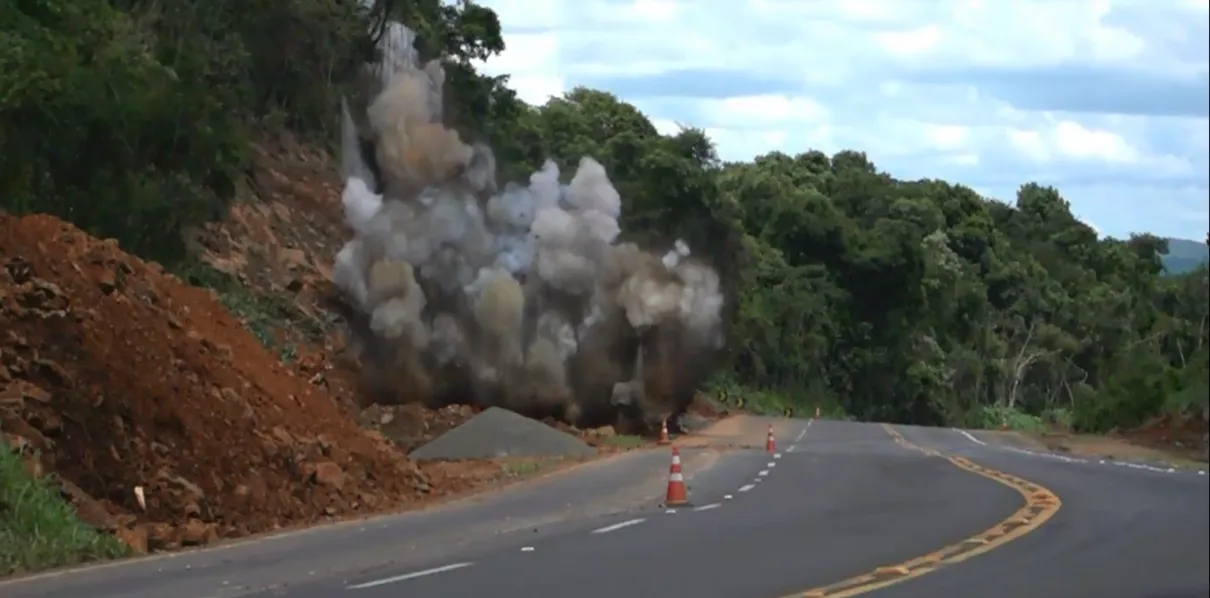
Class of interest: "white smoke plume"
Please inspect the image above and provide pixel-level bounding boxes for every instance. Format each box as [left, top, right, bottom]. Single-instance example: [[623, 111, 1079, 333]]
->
[[331, 22, 725, 430]]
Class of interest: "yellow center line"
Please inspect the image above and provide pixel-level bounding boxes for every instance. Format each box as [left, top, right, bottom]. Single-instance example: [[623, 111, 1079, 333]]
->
[[780, 424, 1061, 598]]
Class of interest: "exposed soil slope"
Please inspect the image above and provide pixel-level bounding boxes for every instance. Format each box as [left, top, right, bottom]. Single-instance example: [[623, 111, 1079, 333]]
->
[[0, 214, 433, 551]]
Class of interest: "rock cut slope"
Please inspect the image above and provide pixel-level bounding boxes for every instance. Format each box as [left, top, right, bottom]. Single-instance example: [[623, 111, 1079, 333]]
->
[[0, 214, 433, 550]]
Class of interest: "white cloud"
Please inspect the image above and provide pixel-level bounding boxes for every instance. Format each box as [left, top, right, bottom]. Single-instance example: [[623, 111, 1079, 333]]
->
[[1055, 121, 1143, 163], [875, 25, 943, 56], [1006, 129, 1052, 162], [1007, 121, 1140, 164], [479, 32, 564, 104], [695, 95, 829, 129], [474, 0, 1210, 240], [922, 124, 971, 152]]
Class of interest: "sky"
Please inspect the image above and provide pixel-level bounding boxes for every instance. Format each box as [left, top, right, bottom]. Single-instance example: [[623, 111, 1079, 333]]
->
[[472, 0, 1209, 241]]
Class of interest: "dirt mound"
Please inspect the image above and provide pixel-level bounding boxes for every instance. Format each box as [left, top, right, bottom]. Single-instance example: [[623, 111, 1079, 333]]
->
[[1119, 413, 1209, 462], [687, 392, 723, 418], [0, 214, 435, 552], [358, 403, 480, 453]]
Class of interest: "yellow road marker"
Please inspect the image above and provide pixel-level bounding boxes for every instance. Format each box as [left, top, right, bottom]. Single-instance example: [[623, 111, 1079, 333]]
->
[[779, 424, 1061, 598], [873, 566, 909, 576]]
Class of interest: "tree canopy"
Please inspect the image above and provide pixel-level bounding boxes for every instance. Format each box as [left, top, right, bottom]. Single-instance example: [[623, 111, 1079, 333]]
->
[[3, 0, 1206, 432]]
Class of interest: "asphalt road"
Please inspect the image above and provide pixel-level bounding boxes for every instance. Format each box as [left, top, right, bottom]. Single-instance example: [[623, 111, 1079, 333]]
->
[[3, 417, 1207, 598]]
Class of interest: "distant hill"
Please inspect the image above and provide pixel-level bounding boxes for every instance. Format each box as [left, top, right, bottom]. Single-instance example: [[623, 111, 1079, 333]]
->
[[1162, 237, 1209, 275]]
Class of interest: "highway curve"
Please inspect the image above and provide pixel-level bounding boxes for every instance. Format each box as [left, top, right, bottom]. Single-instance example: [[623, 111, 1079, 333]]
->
[[2, 416, 1206, 598]]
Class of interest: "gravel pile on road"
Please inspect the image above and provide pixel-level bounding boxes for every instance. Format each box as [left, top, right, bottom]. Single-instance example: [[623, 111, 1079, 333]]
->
[[0, 214, 436, 553], [409, 407, 596, 461]]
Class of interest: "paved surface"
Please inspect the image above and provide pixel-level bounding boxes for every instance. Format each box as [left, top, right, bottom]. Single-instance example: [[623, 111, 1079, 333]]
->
[[3, 417, 1207, 598]]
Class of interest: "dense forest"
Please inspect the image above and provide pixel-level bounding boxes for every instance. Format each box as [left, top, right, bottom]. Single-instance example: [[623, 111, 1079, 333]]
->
[[3, 0, 1207, 434]]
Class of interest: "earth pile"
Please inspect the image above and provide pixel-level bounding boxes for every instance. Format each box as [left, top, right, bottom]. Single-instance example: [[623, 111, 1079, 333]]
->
[[0, 214, 435, 551]]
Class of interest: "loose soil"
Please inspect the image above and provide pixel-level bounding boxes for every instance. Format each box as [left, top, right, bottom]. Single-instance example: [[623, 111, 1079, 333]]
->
[[988, 415, 1208, 467], [0, 214, 442, 555], [1117, 414, 1207, 463], [184, 137, 370, 416]]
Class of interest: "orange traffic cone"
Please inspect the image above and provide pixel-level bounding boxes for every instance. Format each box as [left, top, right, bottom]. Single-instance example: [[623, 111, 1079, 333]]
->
[[814, 406, 821, 419], [765, 425, 776, 453], [658, 419, 670, 445], [664, 447, 689, 507]]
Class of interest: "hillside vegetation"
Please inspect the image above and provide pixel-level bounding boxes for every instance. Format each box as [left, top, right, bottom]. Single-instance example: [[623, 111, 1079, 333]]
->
[[4, 0, 1207, 434]]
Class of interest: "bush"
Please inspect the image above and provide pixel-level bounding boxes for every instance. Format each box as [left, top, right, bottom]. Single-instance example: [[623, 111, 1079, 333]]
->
[[0, 444, 127, 575]]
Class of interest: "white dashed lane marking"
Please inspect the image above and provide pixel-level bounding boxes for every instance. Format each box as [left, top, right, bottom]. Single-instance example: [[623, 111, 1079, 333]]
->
[[347, 562, 473, 590], [669, 421, 815, 516], [495, 420, 821, 558], [951, 428, 1206, 476], [591, 518, 646, 534]]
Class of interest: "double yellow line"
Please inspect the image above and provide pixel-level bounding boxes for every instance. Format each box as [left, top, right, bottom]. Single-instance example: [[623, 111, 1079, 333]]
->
[[780, 424, 1062, 598]]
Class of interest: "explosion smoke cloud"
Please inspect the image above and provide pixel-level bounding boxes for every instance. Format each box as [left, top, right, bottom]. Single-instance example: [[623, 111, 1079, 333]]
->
[[331, 22, 725, 431]]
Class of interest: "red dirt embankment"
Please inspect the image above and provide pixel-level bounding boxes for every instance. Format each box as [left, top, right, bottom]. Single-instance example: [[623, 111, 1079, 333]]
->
[[0, 214, 434, 552]]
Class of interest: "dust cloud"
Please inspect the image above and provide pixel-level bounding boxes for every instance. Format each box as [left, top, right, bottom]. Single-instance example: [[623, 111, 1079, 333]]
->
[[332, 22, 724, 432]]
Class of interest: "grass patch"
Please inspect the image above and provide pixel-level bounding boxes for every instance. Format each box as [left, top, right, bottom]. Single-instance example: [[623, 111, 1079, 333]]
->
[[0, 445, 128, 576], [500, 457, 560, 477], [968, 404, 1049, 433]]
